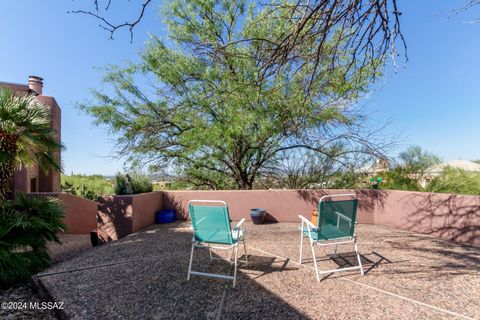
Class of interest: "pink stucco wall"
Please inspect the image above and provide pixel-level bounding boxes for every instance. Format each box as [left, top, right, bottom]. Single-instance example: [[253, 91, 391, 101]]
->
[[162, 189, 480, 246], [132, 192, 163, 231], [97, 192, 163, 242], [161, 189, 360, 222], [95, 189, 480, 246], [31, 192, 97, 234], [364, 190, 480, 245]]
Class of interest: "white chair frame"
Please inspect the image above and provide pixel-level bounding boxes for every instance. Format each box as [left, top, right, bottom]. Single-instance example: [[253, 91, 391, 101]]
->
[[187, 200, 248, 287], [299, 194, 364, 282]]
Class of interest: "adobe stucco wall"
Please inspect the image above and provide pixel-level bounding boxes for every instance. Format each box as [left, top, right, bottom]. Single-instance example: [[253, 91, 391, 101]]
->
[[132, 192, 163, 231], [31, 192, 97, 234], [97, 195, 133, 241], [367, 190, 480, 245], [57, 193, 97, 234], [97, 192, 163, 242], [162, 189, 480, 246], [95, 189, 480, 246], [162, 189, 367, 222]]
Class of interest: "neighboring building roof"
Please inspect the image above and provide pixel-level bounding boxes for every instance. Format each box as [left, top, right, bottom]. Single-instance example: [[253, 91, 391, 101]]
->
[[356, 158, 389, 174], [427, 160, 480, 174]]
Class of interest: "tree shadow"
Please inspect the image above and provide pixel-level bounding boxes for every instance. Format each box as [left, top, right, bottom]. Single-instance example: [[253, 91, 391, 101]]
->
[[38, 221, 310, 319], [401, 192, 480, 245], [97, 195, 133, 242], [295, 188, 388, 215], [162, 192, 188, 220], [367, 224, 480, 278], [356, 189, 388, 214]]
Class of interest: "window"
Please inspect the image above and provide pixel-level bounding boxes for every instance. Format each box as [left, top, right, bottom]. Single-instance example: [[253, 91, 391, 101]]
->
[[30, 177, 37, 193]]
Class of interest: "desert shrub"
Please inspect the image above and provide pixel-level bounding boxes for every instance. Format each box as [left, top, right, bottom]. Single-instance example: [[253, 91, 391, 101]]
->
[[426, 167, 480, 195], [114, 173, 153, 195], [61, 174, 114, 197], [61, 181, 98, 201], [0, 194, 65, 288], [379, 168, 421, 191]]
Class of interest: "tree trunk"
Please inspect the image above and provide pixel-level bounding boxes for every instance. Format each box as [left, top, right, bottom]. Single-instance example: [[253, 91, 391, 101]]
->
[[237, 171, 253, 190], [0, 131, 18, 200]]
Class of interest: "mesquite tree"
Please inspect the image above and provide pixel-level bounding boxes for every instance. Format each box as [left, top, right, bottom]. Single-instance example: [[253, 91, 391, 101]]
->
[[82, 0, 393, 189], [74, 0, 407, 82]]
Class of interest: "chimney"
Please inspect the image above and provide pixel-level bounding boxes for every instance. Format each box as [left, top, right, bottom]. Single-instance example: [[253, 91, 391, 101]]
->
[[28, 75, 43, 95]]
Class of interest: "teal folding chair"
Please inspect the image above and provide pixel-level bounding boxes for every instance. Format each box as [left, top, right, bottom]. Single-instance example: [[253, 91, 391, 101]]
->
[[298, 194, 364, 282], [187, 200, 248, 287]]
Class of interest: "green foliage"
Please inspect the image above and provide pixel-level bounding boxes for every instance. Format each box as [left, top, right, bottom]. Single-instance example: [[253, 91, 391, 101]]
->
[[61, 181, 98, 201], [154, 181, 193, 191], [0, 194, 65, 288], [0, 88, 63, 199], [328, 170, 367, 189], [375, 146, 441, 192], [379, 168, 420, 191], [114, 173, 153, 195], [426, 167, 480, 195], [399, 146, 441, 177], [61, 174, 114, 200], [369, 176, 383, 189], [81, 0, 386, 190], [264, 150, 371, 190]]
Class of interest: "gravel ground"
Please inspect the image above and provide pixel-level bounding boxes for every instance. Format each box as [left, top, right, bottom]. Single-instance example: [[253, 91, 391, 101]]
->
[[0, 234, 91, 320], [48, 234, 91, 264], [0, 285, 57, 320], [36, 222, 480, 319]]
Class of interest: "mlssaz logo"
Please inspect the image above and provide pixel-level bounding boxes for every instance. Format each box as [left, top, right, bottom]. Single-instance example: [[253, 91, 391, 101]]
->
[[29, 302, 65, 310]]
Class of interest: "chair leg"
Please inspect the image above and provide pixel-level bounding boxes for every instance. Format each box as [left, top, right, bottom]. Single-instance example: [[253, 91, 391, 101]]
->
[[187, 242, 195, 281], [310, 241, 320, 282], [233, 245, 239, 288], [354, 236, 364, 276], [229, 245, 235, 262], [242, 238, 248, 264], [299, 229, 304, 264], [208, 243, 213, 261]]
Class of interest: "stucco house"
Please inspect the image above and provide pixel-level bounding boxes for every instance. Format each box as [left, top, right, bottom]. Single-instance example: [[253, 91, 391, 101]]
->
[[357, 158, 389, 175], [420, 159, 480, 187], [0, 75, 61, 193]]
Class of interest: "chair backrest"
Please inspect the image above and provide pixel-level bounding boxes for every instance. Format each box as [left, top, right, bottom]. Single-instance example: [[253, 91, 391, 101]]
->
[[188, 200, 234, 244], [317, 194, 358, 240]]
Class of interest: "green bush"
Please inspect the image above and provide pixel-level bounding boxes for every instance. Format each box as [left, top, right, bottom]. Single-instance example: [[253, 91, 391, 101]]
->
[[426, 167, 480, 195], [0, 194, 65, 288], [61, 174, 114, 198], [114, 173, 153, 195], [61, 181, 98, 201], [379, 168, 421, 191]]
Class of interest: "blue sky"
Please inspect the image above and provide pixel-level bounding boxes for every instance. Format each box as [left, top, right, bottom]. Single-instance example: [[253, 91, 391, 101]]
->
[[1, 1, 479, 175]]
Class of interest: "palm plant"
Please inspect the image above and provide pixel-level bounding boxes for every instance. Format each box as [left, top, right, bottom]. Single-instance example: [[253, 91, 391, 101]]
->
[[0, 194, 65, 288], [0, 88, 62, 200]]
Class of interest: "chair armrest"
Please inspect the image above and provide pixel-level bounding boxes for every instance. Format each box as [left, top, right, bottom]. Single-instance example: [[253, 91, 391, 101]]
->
[[232, 218, 246, 231], [298, 215, 317, 230], [334, 211, 352, 223]]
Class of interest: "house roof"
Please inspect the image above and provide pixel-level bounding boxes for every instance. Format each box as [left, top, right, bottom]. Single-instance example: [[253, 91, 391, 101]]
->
[[427, 160, 480, 173], [356, 159, 389, 174]]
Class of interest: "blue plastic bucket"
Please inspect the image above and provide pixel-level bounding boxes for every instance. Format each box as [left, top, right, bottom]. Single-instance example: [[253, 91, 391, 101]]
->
[[156, 209, 176, 224]]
